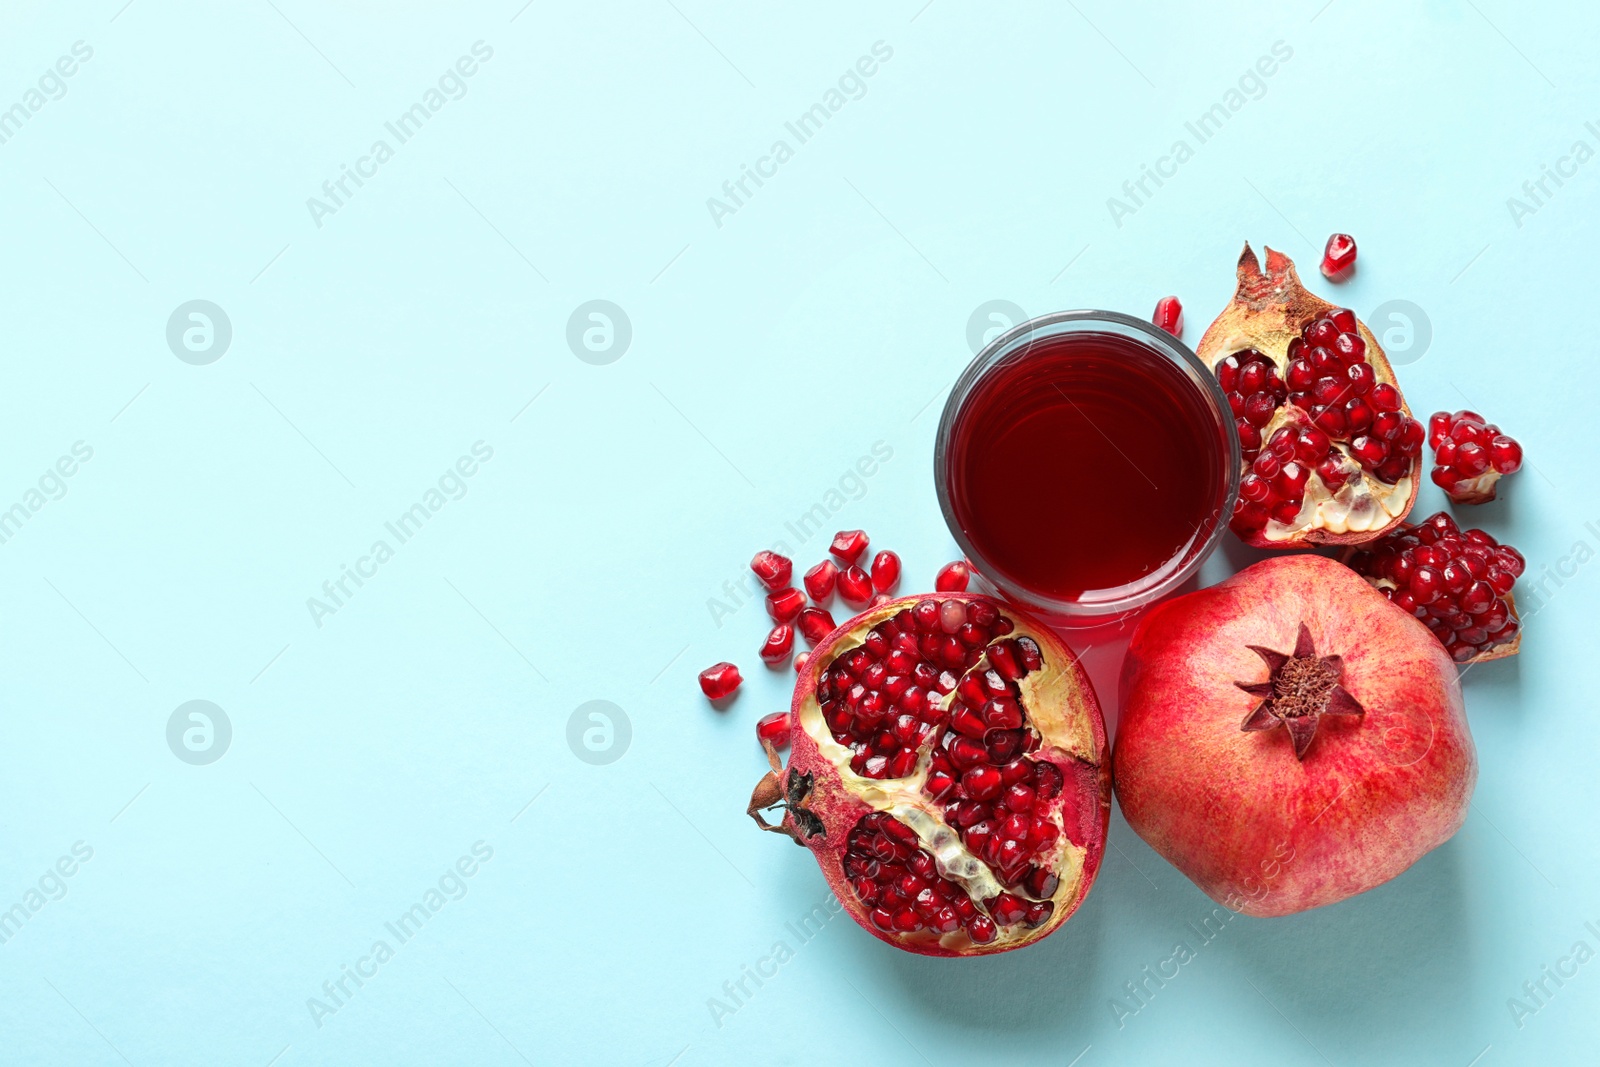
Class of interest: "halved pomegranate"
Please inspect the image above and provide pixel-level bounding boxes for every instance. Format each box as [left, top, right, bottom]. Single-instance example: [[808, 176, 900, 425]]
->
[[748, 593, 1109, 956], [1197, 245, 1422, 547]]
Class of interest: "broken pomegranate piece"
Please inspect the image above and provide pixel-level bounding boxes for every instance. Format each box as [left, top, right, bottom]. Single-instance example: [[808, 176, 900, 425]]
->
[[1346, 511, 1523, 663], [1197, 245, 1420, 548], [1428, 410, 1522, 504], [748, 594, 1109, 956]]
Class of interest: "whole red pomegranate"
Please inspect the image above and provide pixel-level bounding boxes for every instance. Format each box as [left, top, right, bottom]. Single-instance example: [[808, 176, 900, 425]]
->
[[750, 593, 1109, 956], [1197, 245, 1423, 548], [1114, 555, 1474, 917]]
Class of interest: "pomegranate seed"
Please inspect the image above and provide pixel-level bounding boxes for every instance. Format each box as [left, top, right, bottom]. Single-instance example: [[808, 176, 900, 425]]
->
[[830, 530, 870, 565], [1320, 232, 1357, 278], [1490, 435, 1523, 473], [870, 550, 901, 593], [987, 893, 1028, 925], [961, 765, 1002, 801], [698, 662, 741, 701], [838, 565, 873, 605], [760, 624, 795, 665], [797, 607, 837, 644], [1370, 383, 1400, 412], [1153, 295, 1183, 335], [804, 560, 838, 600], [870, 593, 892, 607], [750, 550, 792, 591], [766, 587, 807, 622], [935, 561, 970, 592], [756, 711, 791, 746], [794, 651, 810, 673], [1351, 435, 1387, 467], [1022, 866, 1059, 899]]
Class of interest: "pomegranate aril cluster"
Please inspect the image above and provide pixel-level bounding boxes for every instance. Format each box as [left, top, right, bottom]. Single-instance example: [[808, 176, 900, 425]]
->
[[1284, 309, 1423, 483], [1232, 424, 1335, 534], [925, 639, 1064, 913], [1429, 410, 1522, 504], [1348, 511, 1524, 663], [815, 597, 1012, 780], [1217, 348, 1287, 458], [842, 813, 1006, 944]]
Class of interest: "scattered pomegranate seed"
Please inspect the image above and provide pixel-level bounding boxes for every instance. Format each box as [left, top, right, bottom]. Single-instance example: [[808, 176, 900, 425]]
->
[[838, 565, 873, 605], [794, 651, 810, 673], [797, 607, 837, 645], [1347, 511, 1523, 663], [750, 550, 792, 591], [870, 593, 892, 607], [830, 530, 870, 565], [804, 559, 838, 601], [760, 624, 795, 666], [756, 711, 792, 747], [699, 662, 742, 701], [1428, 410, 1522, 504], [935, 561, 970, 592], [1152, 295, 1183, 336], [870, 550, 901, 593], [766, 587, 807, 623], [1321, 233, 1357, 279]]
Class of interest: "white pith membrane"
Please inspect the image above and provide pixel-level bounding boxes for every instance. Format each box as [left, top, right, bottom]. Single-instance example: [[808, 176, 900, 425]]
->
[[796, 599, 1097, 951], [1451, 470, 1500, 500], [1207, 329, 1414, 541]]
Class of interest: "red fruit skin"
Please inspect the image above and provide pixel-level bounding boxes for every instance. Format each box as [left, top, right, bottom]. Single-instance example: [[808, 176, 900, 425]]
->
[[781, 593, 1111, 957], [1114, 555, 1474, 917]]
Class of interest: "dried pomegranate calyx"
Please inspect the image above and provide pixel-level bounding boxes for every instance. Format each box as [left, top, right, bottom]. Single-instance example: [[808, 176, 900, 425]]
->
[[748, 740, 824, 845], [1236, 623, 1364, 759]]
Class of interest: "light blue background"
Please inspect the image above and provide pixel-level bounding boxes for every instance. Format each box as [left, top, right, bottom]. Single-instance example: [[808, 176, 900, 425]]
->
[[0, 1, 1595, 1064]]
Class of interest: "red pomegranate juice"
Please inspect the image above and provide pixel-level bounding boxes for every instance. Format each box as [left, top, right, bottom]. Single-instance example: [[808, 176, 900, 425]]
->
[[945, 332, 1226, 600]]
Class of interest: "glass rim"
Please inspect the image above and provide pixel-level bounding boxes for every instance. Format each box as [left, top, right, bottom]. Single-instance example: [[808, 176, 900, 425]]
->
[[933, 309, 1241, 624]]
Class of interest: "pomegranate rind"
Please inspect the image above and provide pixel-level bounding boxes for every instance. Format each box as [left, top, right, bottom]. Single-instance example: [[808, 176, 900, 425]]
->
[[1114, 555, 1474, 917], [782, 594, 1110, 957], [1197, 244, 1420, 548]]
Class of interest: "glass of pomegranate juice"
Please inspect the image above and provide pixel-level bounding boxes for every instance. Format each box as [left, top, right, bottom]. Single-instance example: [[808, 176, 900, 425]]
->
[[936, 310, 1239, 625]]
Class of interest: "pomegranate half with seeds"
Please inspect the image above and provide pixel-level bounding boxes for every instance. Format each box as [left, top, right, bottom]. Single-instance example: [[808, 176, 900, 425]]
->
[[749, 593, 1109, 956], [1197, 245, 1422, 547]]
